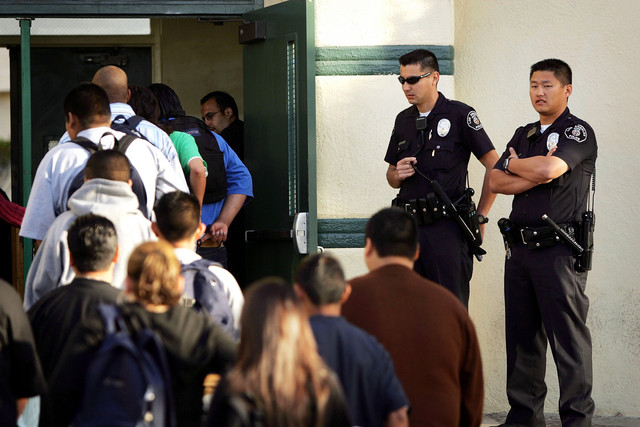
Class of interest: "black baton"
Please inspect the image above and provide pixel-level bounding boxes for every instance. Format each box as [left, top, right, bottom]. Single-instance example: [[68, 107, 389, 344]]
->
[[541, 214, 583, 254]]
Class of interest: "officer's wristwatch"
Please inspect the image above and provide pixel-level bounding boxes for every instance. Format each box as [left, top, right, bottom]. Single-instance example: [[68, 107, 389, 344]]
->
[[478, 214, 489, 224], [503, 156, 515, 174]]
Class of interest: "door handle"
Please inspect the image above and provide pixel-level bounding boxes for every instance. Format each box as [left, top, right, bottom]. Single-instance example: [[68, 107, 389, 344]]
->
[[244, 212, 309, 255]]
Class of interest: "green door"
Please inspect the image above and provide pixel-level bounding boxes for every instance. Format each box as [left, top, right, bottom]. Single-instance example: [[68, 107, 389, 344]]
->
[[242, 0, 317, 284]]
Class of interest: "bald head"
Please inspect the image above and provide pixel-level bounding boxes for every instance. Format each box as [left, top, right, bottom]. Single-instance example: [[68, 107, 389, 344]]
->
[[92, 65, 129, 104]]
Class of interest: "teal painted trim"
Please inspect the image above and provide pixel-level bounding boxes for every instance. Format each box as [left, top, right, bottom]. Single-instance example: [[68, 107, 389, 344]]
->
[[316, 45, 454, 76], [318, 218, 367, 248]]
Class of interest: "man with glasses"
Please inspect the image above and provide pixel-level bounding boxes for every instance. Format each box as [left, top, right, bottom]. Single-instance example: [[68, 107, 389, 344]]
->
[[385, 49, 499, 307], [200, 91, 244, 160]]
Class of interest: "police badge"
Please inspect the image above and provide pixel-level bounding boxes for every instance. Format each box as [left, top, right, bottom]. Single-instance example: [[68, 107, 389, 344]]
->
[[437, 119, 451, 137], [547, 132, 560, 151], [564, 124, 588, 143], [466, 111, 483, 131]]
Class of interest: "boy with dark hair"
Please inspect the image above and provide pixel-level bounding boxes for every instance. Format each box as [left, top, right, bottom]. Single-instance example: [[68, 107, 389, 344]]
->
[[343, 207, 484, 427], [153, 191, 243, 333], [24, 149, 155, 308], [365, 206, 419, 258], [28, 214, 122, 427], [294, 253, 409, 427]]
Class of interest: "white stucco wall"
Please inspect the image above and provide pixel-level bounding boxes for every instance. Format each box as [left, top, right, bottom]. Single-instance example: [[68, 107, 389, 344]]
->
[[455, 0, 640, 417]]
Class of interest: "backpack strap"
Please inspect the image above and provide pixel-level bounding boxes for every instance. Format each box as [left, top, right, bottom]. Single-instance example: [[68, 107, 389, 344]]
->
[[115, 134, 140, 154], [98, 304, 119, 335], [125, 115, 146, 130], [69, 136, 101, 153]]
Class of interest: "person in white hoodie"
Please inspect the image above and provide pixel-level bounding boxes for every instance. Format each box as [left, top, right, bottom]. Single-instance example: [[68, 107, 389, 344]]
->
[[23, 149, 156, 309]]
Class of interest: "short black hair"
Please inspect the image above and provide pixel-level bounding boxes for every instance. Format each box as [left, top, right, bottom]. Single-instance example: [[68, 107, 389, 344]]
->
[[530, 58, 572, 86], [154, 191, 201, 243], [84, 150, 131, 182], [200, 91, 239, 118], [366, 208, 418, 259], [67, 214, 118, 273], [399, 49, 440, 73], [294, 253, 346, 306], [148, 83, 185, 120], [63, 82, 111, 128]]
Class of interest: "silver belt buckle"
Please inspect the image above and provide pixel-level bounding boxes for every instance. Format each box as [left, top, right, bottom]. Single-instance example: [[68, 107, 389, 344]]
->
[[519, 228, 528, 245]]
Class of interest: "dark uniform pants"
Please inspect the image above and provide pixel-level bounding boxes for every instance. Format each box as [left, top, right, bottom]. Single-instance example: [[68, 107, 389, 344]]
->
[[504, 243, 594, 427], [414, 219, 473, 307]]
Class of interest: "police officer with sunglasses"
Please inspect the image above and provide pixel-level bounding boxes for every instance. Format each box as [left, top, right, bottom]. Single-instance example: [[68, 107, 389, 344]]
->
[[385, 49, 499, 308]]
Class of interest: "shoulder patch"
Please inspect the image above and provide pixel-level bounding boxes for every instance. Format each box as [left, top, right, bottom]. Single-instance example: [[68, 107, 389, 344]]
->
[[466, 110, 484, 131], [564, 124, 588, 143]]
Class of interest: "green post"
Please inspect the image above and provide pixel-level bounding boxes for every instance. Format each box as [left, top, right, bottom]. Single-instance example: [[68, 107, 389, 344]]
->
[[19, 18, 33, 280]]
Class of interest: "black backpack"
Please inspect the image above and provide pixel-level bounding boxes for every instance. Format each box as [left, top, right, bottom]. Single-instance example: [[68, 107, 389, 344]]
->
[[169, 116, 228, 204], [111, 114, 148, 141], [73, 304, 176, 427], [180, 258, 237, 340], [67, 133, 149, 218]]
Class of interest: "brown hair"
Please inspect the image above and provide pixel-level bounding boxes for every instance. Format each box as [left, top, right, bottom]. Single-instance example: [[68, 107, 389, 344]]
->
[[229, 278, 331, 426], [127, 241, 182, 306]]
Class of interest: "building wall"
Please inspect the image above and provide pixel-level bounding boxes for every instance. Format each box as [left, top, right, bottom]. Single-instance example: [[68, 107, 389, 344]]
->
[[157, 18, 243, 119], [454, 0, 640, 416], [316, 0, 640, 418]]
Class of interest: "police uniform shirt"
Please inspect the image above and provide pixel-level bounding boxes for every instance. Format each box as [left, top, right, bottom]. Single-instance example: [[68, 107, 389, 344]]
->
[[385, 92, 495, 201], [494, 108, 597, 226]]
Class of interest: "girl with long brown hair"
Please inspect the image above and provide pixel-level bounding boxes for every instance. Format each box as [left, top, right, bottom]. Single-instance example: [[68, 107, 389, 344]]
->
[[206, 277, 350, 426]]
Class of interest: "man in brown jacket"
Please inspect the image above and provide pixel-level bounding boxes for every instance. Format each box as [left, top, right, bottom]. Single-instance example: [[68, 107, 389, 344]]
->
[[342, 207, 484, 427]]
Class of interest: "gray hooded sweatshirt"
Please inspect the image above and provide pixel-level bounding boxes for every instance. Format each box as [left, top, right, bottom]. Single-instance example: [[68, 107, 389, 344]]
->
[[24, 178, 156, 309]]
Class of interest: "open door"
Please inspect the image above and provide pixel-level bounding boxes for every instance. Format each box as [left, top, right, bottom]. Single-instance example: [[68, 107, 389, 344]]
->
[[242, 0, 317, 284]]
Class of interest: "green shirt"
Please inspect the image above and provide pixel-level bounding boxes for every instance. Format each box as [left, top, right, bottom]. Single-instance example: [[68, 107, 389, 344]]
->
[[169, 131, 206, 175]]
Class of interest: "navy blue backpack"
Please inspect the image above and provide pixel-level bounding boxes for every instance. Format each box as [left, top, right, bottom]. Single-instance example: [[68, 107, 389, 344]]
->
[[180, 259, 238, 340], [72, 304, 176, 427]]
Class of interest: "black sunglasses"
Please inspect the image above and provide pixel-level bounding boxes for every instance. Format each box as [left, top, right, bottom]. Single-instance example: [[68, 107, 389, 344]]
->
[[397, 71, 432, 85]]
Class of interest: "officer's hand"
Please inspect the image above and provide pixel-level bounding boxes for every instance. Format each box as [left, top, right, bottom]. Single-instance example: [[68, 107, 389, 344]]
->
[[209, 221, 229, 243], [396, 157, 417, 181], [480, 223, 485, 240], [546, 146, 557, 156], [508, 147, 519, 159]]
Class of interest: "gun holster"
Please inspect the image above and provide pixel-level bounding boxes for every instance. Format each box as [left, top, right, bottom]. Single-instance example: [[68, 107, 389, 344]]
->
[[453, 189, 483, 247], [577, 211, 595, 272]]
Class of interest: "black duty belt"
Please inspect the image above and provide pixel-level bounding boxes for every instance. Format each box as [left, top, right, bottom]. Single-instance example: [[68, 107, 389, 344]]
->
[[507, 222, 578, 249], [392, 194, 444, 226]]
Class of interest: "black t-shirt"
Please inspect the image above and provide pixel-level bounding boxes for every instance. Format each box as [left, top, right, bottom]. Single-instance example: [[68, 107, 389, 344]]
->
[[0, 280, 45, 426], [310, 315, 409, 427], [221, 119, 244, 161], [27, 278, 121, 380], [49, 302, 237, 427], [494, 108, 597, 225], [385, 92, 495, 201]]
